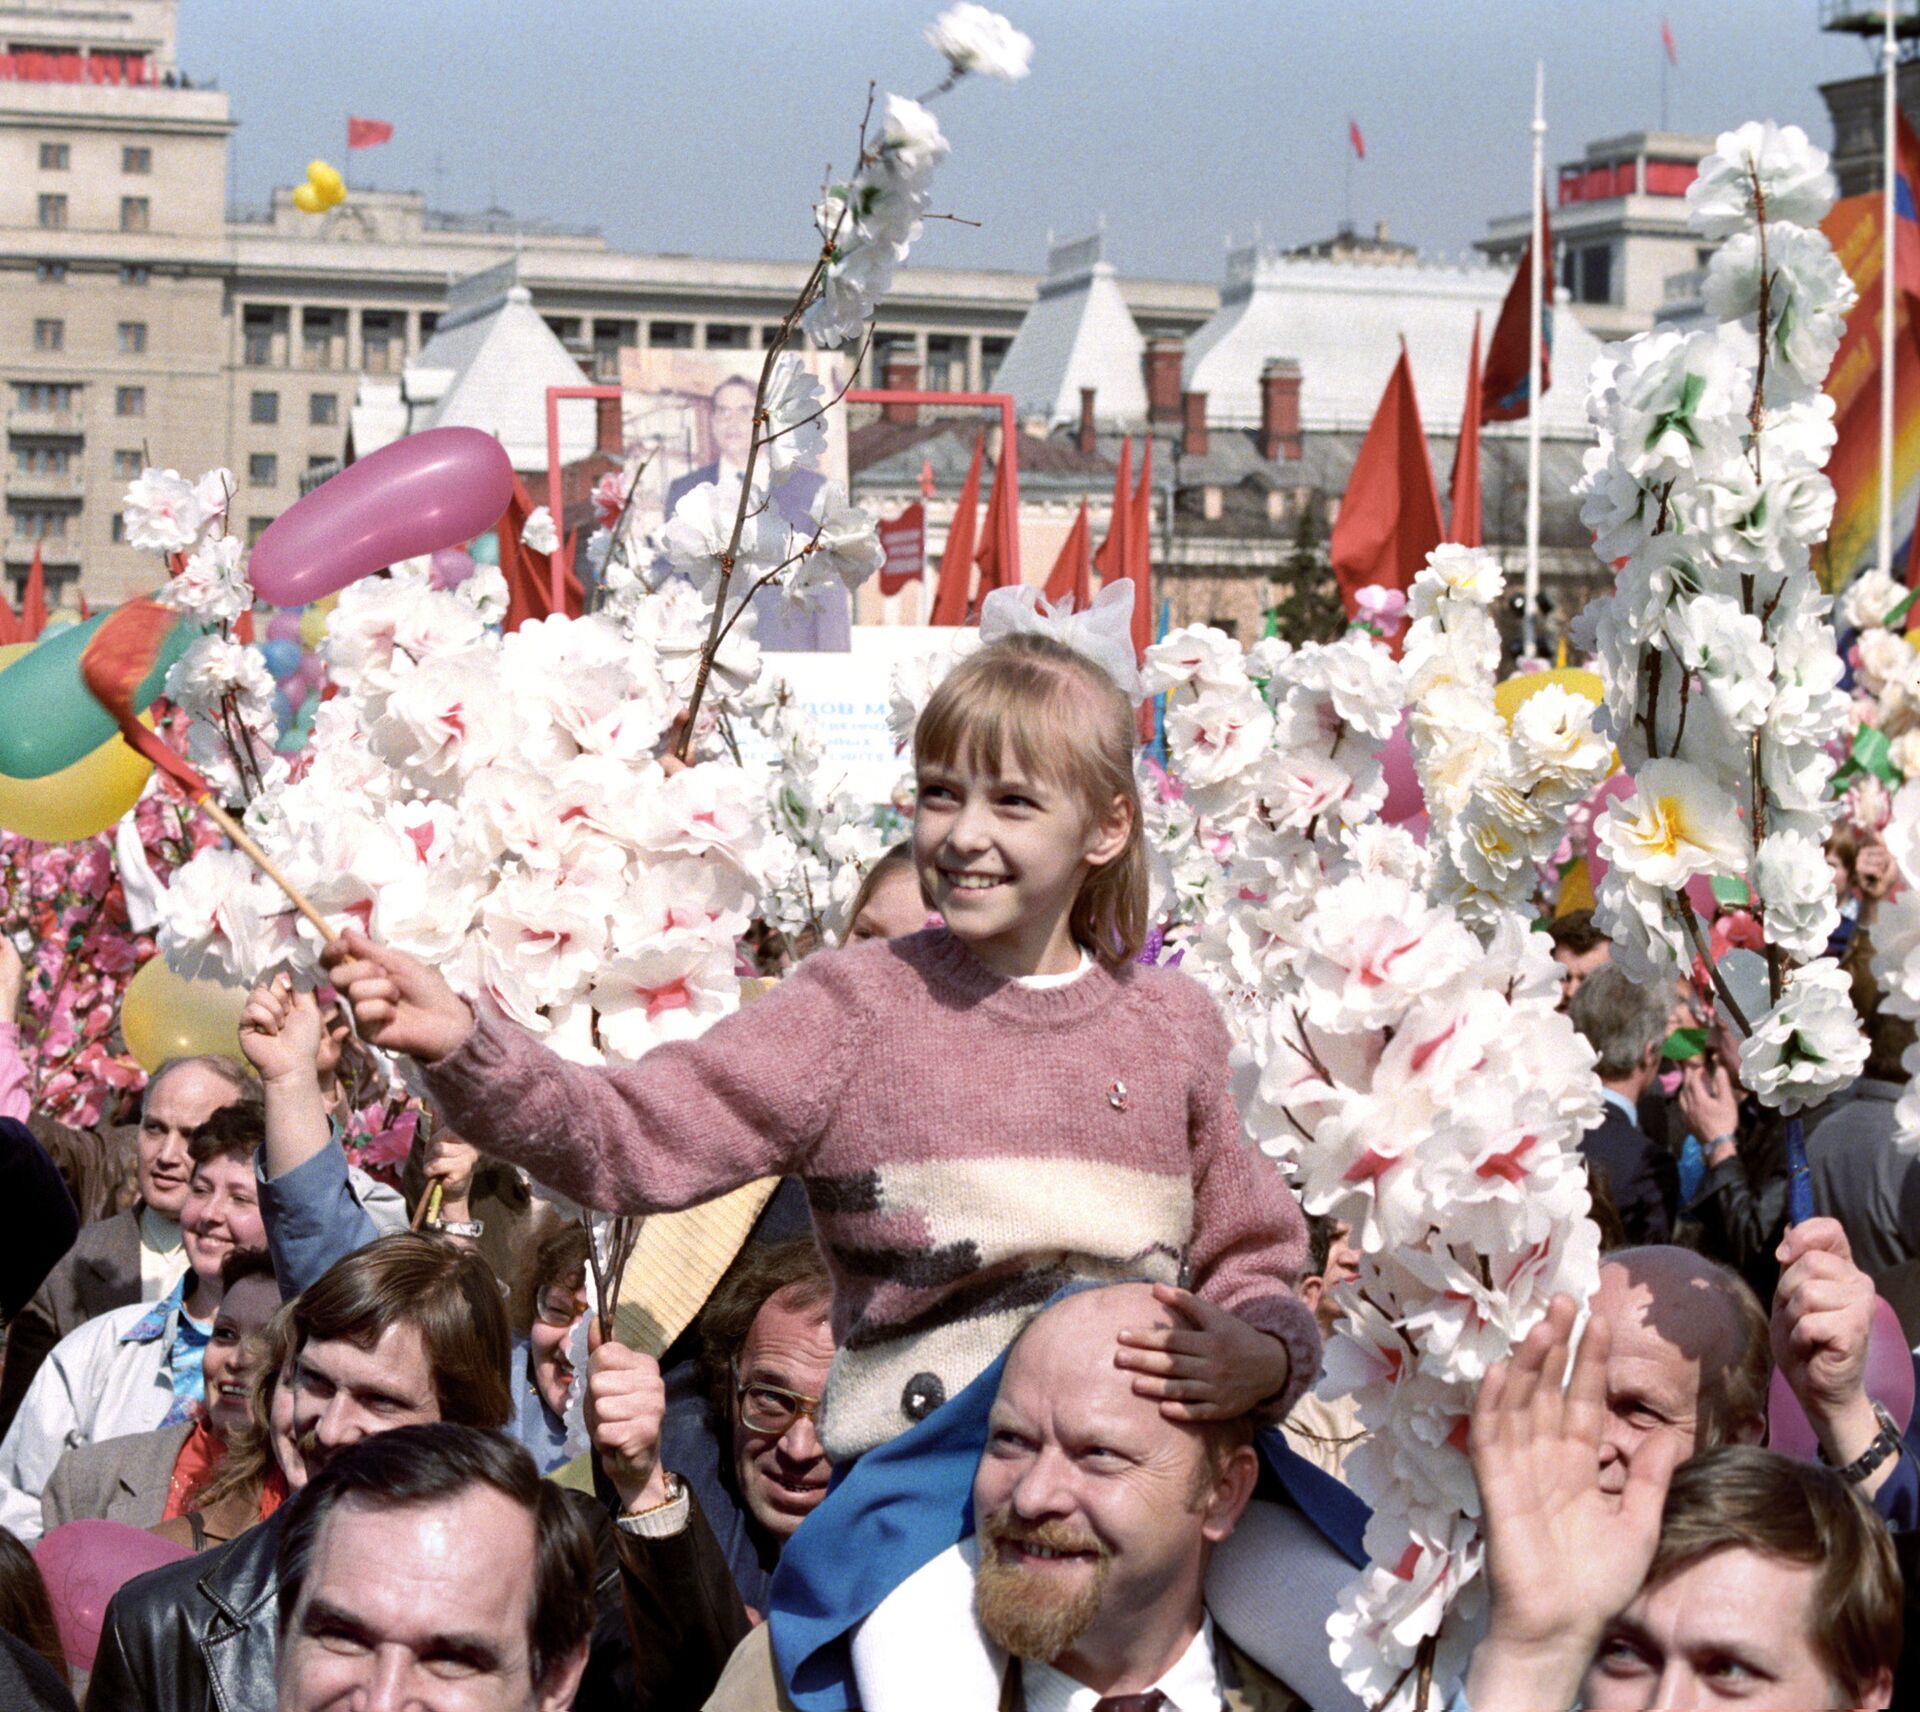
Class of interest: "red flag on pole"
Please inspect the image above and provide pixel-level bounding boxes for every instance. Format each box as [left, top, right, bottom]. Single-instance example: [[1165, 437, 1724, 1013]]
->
[[1126, 439, 1156, 741], [1042, 500, 1092, 609], [1094, 439, 1132, 588], [1449, 315, 1484, 547], [21, 544, 47, 640], [80, 600, 212, 797], [1348, 119, 1366, 161], [1330, 344, 1445, 616], [919, 459, 936, 500], [973, 447, 1014, 609], [347, 117, 394, 149], [0, 583, 18, 646], [1481, 199, 1553, 423], [77, 591, 91, 622], [930, 435, 984, 626], [1660, 18, 1677, 66]]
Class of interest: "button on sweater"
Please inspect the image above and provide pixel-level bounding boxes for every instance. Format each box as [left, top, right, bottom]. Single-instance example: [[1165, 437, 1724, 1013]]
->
[[424, 927, 1318, 1460]]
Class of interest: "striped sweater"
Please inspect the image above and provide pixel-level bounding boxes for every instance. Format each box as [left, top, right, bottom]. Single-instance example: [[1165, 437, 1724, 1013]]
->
[[423, 928, 1318, 1460]]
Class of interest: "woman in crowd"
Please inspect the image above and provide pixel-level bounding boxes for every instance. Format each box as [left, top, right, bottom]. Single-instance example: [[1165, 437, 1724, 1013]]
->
[[505, 1217, 591, 1475], [0, 1103, 269, 1543], [39, 1249, 282, 1547], [0, 1529, 68, 1691]]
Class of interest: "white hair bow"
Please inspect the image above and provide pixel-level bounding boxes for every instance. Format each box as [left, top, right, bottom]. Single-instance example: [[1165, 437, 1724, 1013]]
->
[[976, 580, 1144, 704]]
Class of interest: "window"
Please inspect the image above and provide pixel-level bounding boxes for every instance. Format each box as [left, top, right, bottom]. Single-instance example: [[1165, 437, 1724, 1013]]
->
[[250, 391, 279, 425], [301, 310, 342, 370], [116, 321, 147, 355], [1574, 244, 1614, 305], [121, 145, 151, 174], [112, 450, 140, 480], [119, 264, 149, 287], [111, 514, 125, 544], [32, 319, 62, 352], [307, 454, 333, 472], [247, 515, 274, 545], [360, 314, 398, 374], [37, 194, 66, 229], [114, 386, 144, 417], [119, 196, 149, 233], [10, 509, 68, 541], [308, 393, 337, 427], [14, 446, 71, 475], [248, 453, 277, 487], [38, 143, 67, 171], [34, 261, 65, 285], [13, 383, 74, 413], [704, 323, 750, 350], [648, 320, 693, 349]]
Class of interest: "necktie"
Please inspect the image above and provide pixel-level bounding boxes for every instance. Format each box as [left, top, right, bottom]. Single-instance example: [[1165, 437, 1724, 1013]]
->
[[1093, 1694, 1167, 1712]]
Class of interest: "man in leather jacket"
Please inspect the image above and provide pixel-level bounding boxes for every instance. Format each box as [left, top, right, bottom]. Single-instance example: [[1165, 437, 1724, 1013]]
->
[[84, 1233, 639, 1712]]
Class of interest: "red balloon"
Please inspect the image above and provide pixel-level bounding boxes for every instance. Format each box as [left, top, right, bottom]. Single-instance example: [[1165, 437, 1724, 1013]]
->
[[248, 427, 514, 606], [1767, 1294, 1916, 1461], [35, 1520, 191, 1672]]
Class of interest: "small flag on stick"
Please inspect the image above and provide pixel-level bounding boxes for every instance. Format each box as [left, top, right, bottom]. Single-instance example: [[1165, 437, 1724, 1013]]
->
[[347, 116, 393, 149], [1348, 118, 1366, 161], [81, 599, 334, 943], [1660, 18, 1677, 67]]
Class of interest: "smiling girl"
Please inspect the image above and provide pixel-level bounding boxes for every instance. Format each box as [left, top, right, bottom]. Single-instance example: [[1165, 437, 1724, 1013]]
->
[[328, 600, 1317, 1461]]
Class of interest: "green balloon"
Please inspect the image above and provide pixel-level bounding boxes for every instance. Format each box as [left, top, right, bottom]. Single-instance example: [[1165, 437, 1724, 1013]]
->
[[0, 603, 198, 780]]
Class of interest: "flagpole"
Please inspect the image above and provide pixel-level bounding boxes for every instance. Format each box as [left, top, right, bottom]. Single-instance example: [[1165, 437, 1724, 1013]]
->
[[1524, 61, 1544, 661], [1882, 2, 1898, 579]]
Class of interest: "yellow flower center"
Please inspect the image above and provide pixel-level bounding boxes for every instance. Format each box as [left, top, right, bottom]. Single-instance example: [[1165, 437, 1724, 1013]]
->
[[1648, 795, 1686, 859]]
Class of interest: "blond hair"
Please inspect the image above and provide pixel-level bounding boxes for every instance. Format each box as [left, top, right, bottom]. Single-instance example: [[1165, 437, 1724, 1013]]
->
[[913, 633, 1146, 967]]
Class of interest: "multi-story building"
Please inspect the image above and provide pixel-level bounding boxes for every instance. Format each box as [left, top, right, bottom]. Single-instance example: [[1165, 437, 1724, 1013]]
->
[[1479, 130, 1715, 341], [0, 0, 1218, 607]]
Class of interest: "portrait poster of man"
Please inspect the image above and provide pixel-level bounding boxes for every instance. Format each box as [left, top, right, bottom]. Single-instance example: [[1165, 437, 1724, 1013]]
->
[[619, 347, 854, 652]]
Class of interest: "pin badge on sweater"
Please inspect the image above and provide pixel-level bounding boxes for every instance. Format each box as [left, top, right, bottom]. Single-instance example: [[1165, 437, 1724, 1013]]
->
[[1107, 1080, 1129, 1111]]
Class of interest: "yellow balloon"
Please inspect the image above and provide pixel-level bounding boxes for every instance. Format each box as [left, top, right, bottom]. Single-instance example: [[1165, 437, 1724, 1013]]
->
[[292, 182, 325, 214], [0, 643, 153, 841], [308, 160, 346, 206], [1493, 666, 1605, 725], [120, 958, 248, 1073], [298, 605, 329, 649]]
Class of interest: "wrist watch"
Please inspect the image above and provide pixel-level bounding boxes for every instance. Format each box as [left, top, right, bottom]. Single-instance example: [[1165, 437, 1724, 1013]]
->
[[1820, 1400, 1903, 1485], [428, 1217, 484, 1239]]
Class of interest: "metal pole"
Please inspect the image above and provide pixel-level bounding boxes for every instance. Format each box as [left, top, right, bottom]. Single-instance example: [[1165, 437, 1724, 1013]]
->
[[1524, 61, 1545, 660], [1882, 3, 1898, 578]]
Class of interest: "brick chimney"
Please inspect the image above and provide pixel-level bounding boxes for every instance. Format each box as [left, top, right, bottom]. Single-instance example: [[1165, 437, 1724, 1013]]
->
[[1077, 386, 1098, 456], [596, 394, 621, 455], [1181, 389, 1209, 458], [881, 353, 920, 424], [1142, 335, 1183, 425], [1259, 359, 1302, 462]]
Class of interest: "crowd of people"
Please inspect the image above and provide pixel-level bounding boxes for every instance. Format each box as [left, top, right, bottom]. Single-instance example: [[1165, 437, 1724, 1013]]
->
[[0, 614, 1914, 1711]]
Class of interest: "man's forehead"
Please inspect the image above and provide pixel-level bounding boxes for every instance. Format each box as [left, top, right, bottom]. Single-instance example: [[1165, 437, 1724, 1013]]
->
[[1620, 1546, 1820, 1660], [307, 1488, 536, 1631], [301, 1323, 433, 1391]]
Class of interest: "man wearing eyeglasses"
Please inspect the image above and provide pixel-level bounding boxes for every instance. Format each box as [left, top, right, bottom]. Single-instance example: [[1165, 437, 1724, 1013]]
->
[[586, 1240, 836, 1707]]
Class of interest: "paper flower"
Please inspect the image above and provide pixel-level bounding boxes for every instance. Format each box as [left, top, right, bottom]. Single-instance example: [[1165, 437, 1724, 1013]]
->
[[521, 505, 560, 556], [764, 354, 828, 476], [157, 534, 250, 625], [1751, 829, 1841, 959], [122, 468, 210, 554], [1596, 760, 1748, 889], [1685, 121, 1837, 239], [1738, 957, 1869, 1114], [925, 3, 1033, 81]]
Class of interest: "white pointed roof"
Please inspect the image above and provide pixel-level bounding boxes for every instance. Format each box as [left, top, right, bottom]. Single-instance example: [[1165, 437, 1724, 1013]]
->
[[991, 230, 1149, 430], [1184, 244, 1605, 439], [398, 261, 595, 471]]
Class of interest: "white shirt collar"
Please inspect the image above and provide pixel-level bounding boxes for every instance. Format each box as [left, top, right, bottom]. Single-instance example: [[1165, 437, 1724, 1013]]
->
[[1019, 1615, 1222, 1712], [1014, 947, 1096, 990]]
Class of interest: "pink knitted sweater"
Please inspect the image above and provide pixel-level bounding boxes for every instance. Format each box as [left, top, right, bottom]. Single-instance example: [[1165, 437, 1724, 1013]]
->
[[423, 928, 1318, 1459]]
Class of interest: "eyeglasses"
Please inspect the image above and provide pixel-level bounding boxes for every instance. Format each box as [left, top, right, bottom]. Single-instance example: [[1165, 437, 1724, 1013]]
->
[[534, 1288, 588, 1329], [731, 1359, 822, 1436]]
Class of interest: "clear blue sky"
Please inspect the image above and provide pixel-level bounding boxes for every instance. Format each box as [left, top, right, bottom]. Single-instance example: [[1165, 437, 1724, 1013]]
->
[[177, 0, 1881, 283]]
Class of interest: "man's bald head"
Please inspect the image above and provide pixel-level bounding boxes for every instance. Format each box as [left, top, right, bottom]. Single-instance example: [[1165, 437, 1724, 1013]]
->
[[1590, 1247, 1770, 1496], [972, 1285, 1258, 1692]]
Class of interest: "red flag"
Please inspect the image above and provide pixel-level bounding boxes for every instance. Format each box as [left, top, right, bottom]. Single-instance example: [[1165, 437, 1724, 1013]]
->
[[1127, 440, 1156, 741], [77, 591, 91, 621], [1893, 109, 1920, 301], [80, 600, 211, 798], [878, 502, 926, 597], [1660, 18, 1677, 66], [1330, 344, 1444, 616], [1042, 500, 1092, 609], [919, 459, 936, 500], [1481, 199, 1553, 423], [1094, 439, 1132, 588], [930, 435, 984, 626], [973, 448, 1014, 609], [1348, 119, 1366, 162], [0, 585, 18, 646], [20, 545, 46, 639], [347, 117, 393, 149], [1449, 316, 1484, 547]]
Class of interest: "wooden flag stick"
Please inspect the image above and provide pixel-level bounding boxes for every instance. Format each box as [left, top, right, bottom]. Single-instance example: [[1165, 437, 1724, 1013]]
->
[[411, 1180, 443, 1233], [195, 796, 337, 946]]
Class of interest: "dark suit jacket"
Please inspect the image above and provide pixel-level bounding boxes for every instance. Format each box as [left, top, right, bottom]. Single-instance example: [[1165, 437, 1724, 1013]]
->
[[85, 1481, 639, 1712], [0, 1204, 144, 1436], [0, 1119, 78, 1322], [1582, 1102, 1679, 1246], [41, 1420, 191, 1534], [662, 461, 849, 652], [615, 1488, 753, 1711]]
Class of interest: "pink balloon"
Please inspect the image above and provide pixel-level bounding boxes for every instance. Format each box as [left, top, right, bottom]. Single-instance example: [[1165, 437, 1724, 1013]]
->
[[1767, 1294, 1915, 1461], [35, 1520, 191, 1671], [430, 546, 477, 591], [248, 427, 514, 606], [1577, 771, 1636, 895], [1379, 712, 1423, 826], [265, 611, 303, 643]]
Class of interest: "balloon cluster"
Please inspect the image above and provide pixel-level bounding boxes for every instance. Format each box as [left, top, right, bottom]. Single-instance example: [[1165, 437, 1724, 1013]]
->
[[291, 158, 346, 215], [261, 600, 335, 751]]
